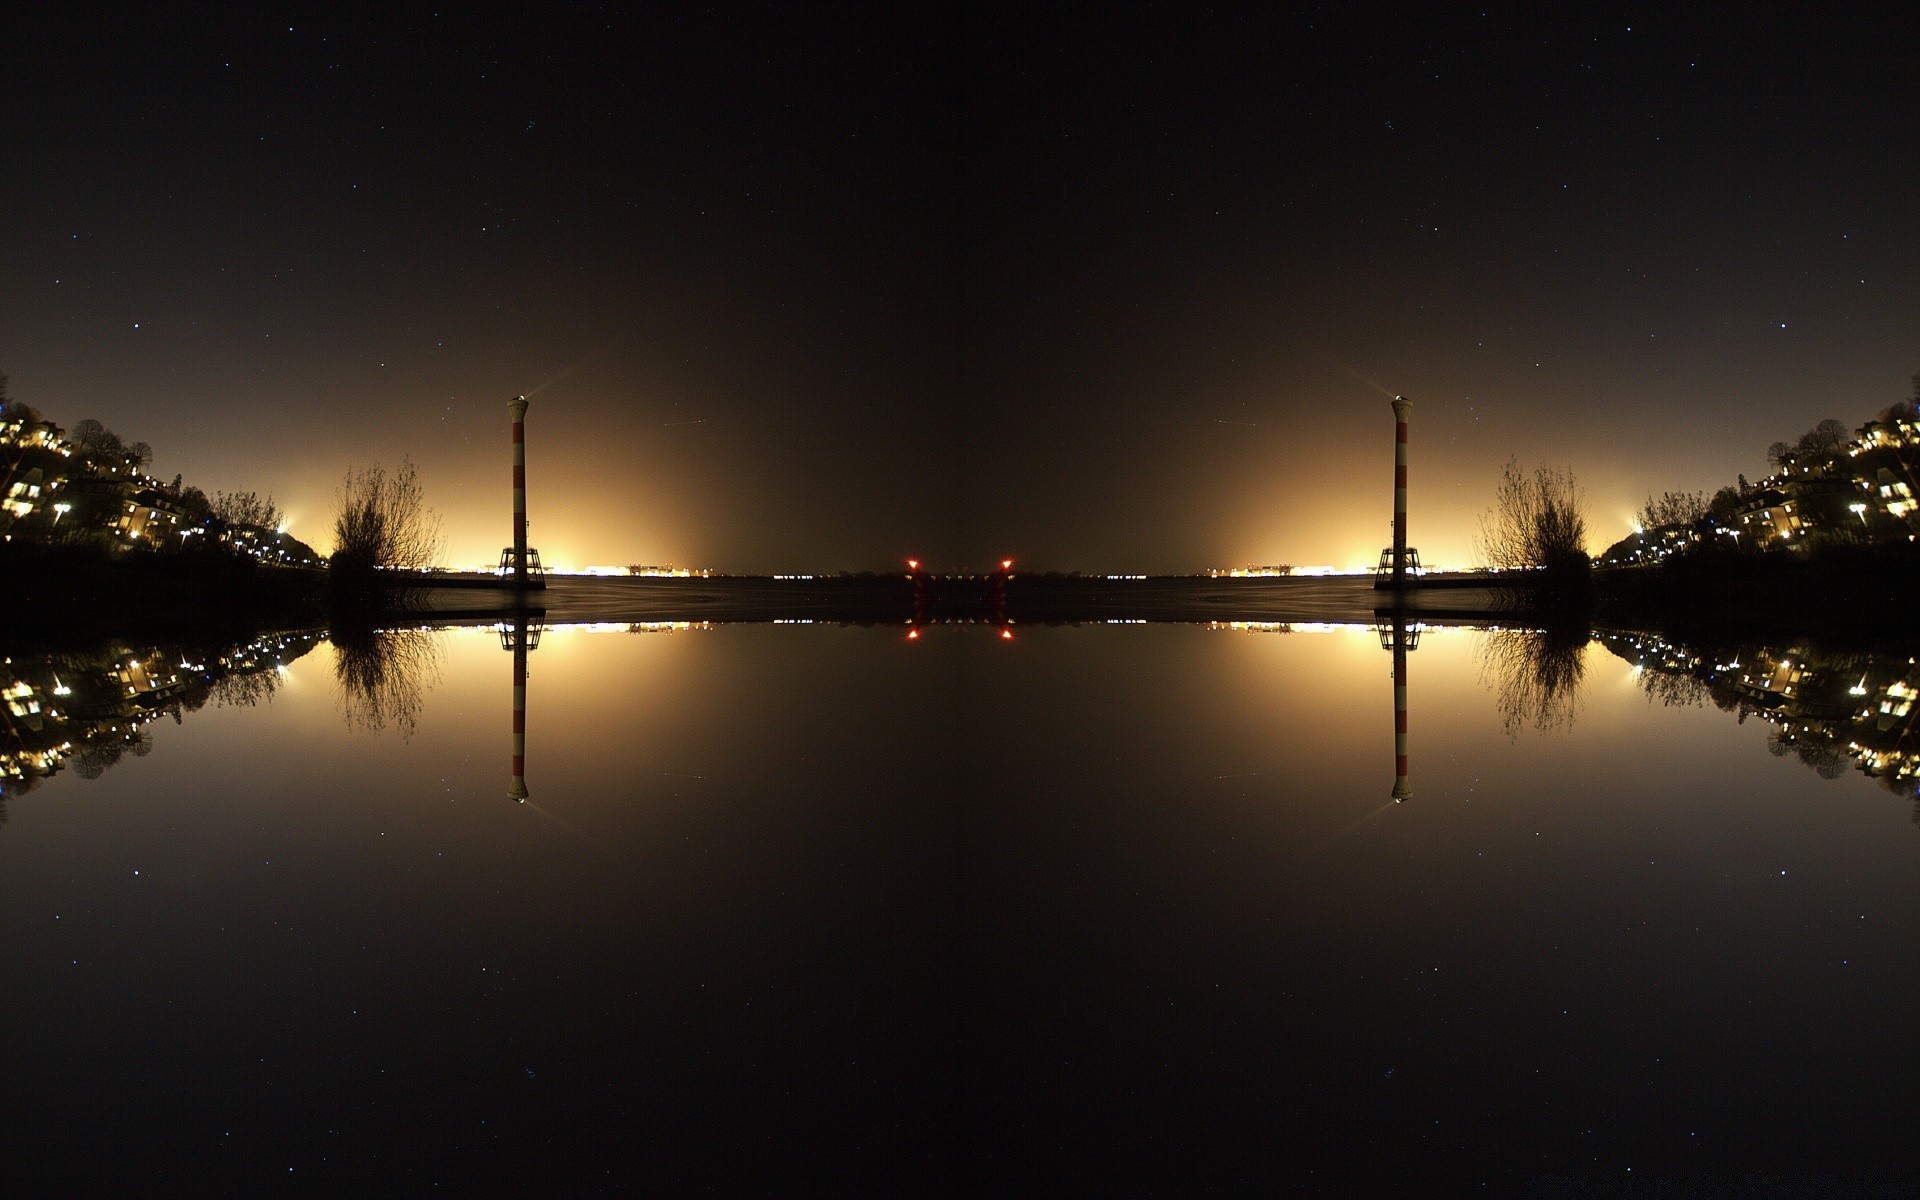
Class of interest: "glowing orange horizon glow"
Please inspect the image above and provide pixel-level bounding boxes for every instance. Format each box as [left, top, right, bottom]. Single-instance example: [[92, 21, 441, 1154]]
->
[[269, 407, 1625, 575], [290, 501, 1613, 576]]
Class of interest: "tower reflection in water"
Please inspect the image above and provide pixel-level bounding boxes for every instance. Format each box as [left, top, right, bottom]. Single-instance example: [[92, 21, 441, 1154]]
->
[[1379, 614, 1417, 803], [502, 614, 540, 802]]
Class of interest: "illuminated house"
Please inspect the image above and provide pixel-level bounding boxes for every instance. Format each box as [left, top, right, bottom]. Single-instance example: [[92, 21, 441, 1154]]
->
[[3, 467, 53, 520], [1731, 487, 1797, 546], [56, 477, 191, 548], [0, 413, 66, 448], [1875, 468, 1916, 523], [1854, 412, 1919, 454], [1729, 477, 1870, 548], [1, 413, 70, 529]]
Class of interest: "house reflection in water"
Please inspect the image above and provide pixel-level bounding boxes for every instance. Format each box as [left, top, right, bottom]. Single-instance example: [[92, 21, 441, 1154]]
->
[[0, 631, 322, 809], [1600, 631, 1920, 802]]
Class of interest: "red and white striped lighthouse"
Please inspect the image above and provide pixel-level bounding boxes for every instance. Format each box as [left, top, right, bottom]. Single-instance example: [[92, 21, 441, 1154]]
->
[[508, 395, 530, 588], [1390, 395, 1412, 588]]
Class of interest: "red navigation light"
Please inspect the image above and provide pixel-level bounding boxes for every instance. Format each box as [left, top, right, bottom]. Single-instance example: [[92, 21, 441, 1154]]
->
[[1000, 628, 1014, 640], [906, 558, 920, 571], [1000, 559, 1013, 571], [907, 628, 920, 641]]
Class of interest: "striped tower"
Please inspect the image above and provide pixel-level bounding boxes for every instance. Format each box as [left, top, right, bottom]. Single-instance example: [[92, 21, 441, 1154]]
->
[[508, 395, 530, 588], [1390, 395, 1412, 588], [1391, 616, 1412, 802], [509, 616, 530, 802]]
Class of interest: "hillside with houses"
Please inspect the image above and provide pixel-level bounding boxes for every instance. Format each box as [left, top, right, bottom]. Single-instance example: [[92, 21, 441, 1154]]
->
[[1, 388, 321, 569], [1600, 389, 1919, 568]]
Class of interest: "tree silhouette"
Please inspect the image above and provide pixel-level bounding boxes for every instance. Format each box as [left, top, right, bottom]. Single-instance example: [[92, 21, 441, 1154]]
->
[[1795, 418, 1849, 463], [69, 418, 129, 467], [331, 458, 442, 580], [211, 489, 280, 530], [1638, 490, 1707, 530], [1476, 460, 1589, 575]]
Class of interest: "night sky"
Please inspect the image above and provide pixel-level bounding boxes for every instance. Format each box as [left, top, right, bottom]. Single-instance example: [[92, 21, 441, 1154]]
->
[[5, 5, 1913, 572]]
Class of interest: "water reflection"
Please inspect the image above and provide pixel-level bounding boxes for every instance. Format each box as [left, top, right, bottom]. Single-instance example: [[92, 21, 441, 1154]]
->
[[1, 630, 322, 806], [1381, 614, 1416, 801], [1602, 630, 1920, 804], [503, 613, 535, 801], [12, 615, 1919, 819], [1477, 624, 1588, 735], [330, 620, 443, 737], [1209, 615, 1422, 802], [9, 611, 1920, 1188]]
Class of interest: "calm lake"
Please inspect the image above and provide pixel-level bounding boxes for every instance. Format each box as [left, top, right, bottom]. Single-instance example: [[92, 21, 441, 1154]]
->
[[5, 606, 1917, 1193]]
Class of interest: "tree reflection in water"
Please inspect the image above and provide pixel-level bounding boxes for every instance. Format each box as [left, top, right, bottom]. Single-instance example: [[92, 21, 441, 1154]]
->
[[208, 665, 286, 709], [71, 728, 153, 779], [1634, 666, 1714, 711], [1769, 729, 1852, 780], [330, 622, 443, 738], [1477, 625, 1589, 736]]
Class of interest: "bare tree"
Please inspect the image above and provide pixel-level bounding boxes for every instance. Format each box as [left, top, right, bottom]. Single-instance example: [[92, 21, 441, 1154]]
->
[[1476, 460, 1589, 574], [1795, 418, 1849, 462], [176, 486, 212, 522], [69, 418, 126, 466], [331, 458, 442, 578], [1637, 490, 1707, 530], [211, 489, 280, 530]]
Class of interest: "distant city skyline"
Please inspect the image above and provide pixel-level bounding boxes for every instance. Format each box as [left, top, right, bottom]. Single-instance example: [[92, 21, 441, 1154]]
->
[[4, 6, 1913, 572]]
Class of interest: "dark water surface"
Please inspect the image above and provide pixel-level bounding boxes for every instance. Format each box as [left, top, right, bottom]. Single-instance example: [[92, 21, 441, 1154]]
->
[[4, 619, 1916, 1193]]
